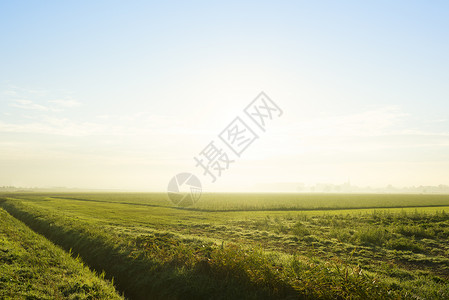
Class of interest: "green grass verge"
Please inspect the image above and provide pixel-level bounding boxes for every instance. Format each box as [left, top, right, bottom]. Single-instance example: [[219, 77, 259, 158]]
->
[[0, 207, 123, 300]]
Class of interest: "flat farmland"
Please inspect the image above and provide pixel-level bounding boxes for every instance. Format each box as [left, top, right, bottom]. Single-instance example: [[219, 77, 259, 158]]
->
[[1, 193, 449, 299]]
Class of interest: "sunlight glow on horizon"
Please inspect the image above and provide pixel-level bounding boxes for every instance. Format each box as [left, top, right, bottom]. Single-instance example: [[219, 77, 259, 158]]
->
[[1, 1, 448, 191]]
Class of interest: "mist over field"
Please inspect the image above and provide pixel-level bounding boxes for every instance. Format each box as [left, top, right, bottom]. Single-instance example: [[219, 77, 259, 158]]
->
[[1, 1, 449, 299]]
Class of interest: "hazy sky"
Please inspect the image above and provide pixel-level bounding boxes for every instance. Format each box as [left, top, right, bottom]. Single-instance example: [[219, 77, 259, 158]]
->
[[1, 1, 448, 191]]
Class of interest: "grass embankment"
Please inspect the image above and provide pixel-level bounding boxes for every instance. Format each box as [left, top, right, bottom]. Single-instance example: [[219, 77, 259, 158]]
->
[[0, 206, 123, 299], [0, 196, 407, 300]]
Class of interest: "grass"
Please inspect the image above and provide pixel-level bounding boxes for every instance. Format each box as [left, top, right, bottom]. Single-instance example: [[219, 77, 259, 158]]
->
[[0, 206, 123, 300], [1, 192, 449, 299]]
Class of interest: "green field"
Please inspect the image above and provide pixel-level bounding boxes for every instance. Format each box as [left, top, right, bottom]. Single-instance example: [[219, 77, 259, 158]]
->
[[1, 193, 449, 299]]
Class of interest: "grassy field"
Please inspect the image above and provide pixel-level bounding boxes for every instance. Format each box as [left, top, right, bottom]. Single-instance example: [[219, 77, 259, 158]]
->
[[1, 192, 449, 299], [0, 206, 123, 300]]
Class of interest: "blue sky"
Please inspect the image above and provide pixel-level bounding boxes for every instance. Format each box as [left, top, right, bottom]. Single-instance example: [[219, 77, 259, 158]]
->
[[1, 1, 448, 190]]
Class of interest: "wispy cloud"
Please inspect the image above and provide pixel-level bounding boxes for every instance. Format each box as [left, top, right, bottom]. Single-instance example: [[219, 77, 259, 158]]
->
[[49, 99, 81, 108], [257, 106, 449, 160], [10, 100, 56, 112], [291, 106, 409, 138], [0, 119, 108, 137], [3, 90, 18, 96], [2, 84, 82, 113], [0, 112, 204, 138], [9, 99, 81, 112]]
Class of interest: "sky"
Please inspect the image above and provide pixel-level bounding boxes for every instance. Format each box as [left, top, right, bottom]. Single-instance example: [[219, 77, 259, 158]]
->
[[1, 1, 448, 191]]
